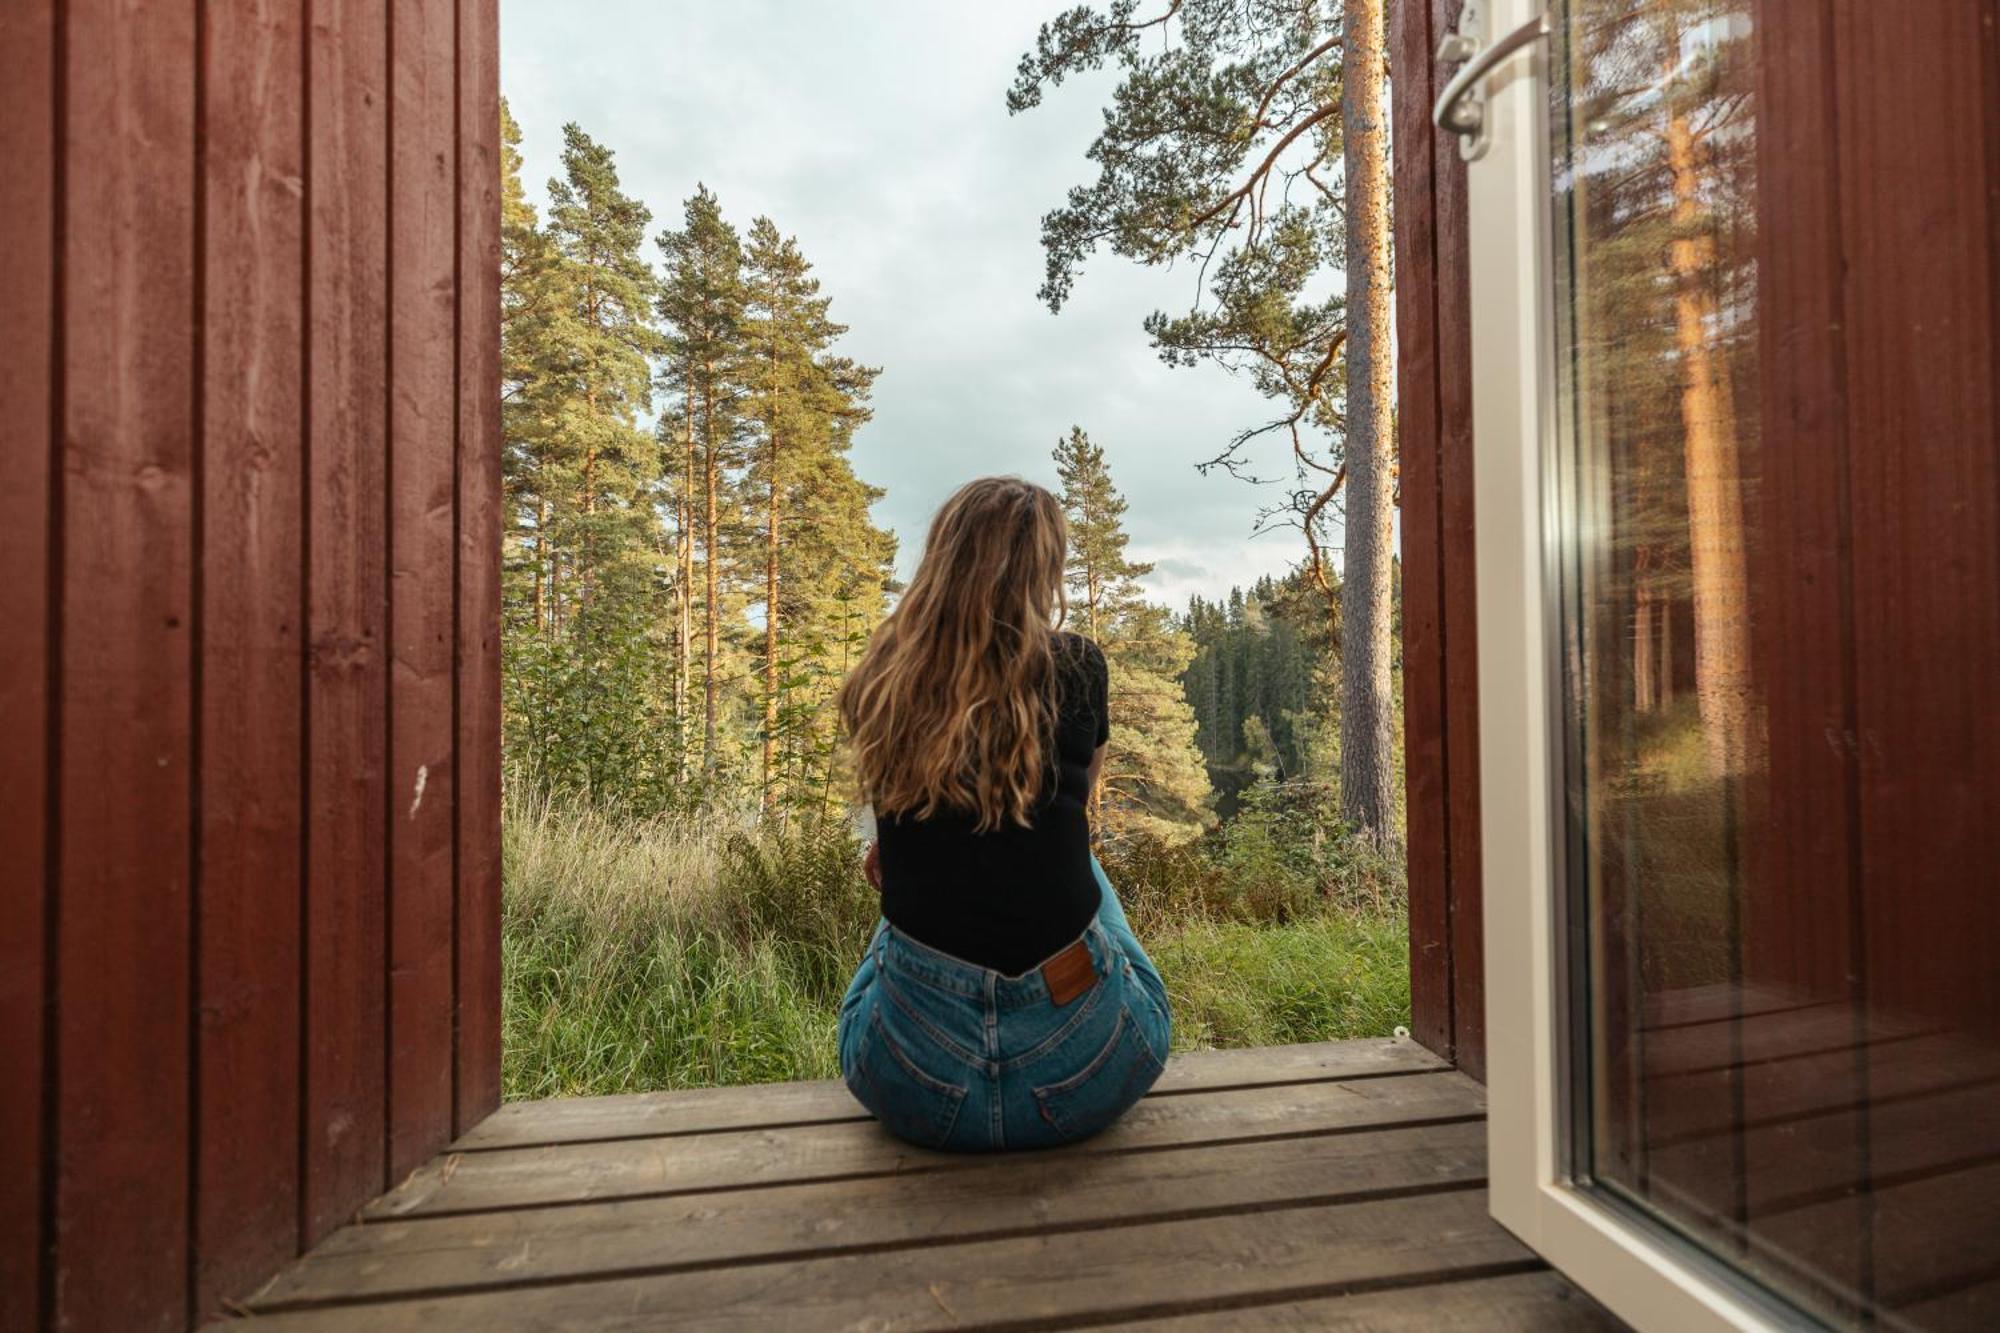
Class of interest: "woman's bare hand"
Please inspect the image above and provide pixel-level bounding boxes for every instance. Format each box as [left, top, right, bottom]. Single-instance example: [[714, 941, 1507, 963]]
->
[[863, 840, 882, 890]]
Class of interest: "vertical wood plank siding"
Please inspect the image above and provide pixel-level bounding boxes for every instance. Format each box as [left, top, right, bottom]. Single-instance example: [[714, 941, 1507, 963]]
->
[[0, 1, 55, 1329], [303, 0, 392, 1250], [0, 1, 504, 1325], [57, 1, 198, 1326], [1391, 0, 1487, 1081], [1830, 0, 2000, 1043], [455, 0, 506, 1135], [386, 0, 462, 1183]]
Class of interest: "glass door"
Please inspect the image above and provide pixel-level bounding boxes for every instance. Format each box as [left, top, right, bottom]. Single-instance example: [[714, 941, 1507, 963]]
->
[[1450, 1, 2000, 1329]]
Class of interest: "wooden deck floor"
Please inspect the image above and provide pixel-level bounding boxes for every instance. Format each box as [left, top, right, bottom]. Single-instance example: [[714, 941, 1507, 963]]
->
[[236, 1039, 1621, 1329]]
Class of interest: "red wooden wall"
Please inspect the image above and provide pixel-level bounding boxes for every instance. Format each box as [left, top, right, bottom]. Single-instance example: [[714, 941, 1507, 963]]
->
[[0, 1, 503, 1327], [1391, 0, 1487, 1083], [1742, 0, 2000, 1035]]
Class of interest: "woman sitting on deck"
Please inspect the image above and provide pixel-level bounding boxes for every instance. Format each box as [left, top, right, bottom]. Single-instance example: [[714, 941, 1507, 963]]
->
[[835, 476, 1173, 1151]]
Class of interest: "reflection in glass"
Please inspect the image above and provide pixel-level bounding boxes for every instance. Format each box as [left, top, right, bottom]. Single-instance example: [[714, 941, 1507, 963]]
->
[[1551, 2, 2000, 1329]]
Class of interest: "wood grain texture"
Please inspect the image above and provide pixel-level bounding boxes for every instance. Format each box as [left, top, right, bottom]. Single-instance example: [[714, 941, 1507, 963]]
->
[[194, 0, 307, 1314], [1111, 1271, 1616, 1331], [256, 1121, 1490, 1306], [54, 0, 198, 1325], [1832, 0, 2000, 1042], [1744, 0, 1858, 1012], [304, 0, 391, 1246], [453, 0, 505, 1140], [1392, 0, 1453, 1065], [13, 0, 503, 1317], [0, 0, 54, 1325], [244, 1044, 1612, 1330], [1433, 0, 1485, 1085], [1390, 0, 1484, 1081], [249, 1189, 1535, 1332], [368, 1072, 1481, 1219], [453, 1037, 1447, 1151], [387, 0, 461, 1182]]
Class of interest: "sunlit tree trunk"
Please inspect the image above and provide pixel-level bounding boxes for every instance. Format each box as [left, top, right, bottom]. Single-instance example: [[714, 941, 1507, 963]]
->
[[1665, 108, 1753, 776], [676, 407, 693, 747], [702, 367, 720, 767], [1634, 583, 1658, 713], [762, 424, 780, 808], [1339, 0, 1398, 843]]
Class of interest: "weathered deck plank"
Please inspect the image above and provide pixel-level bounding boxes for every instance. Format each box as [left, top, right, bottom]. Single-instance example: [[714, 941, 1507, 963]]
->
[[1641, 996, 1928, 1077], [240, 1040, 1620, 1330], [249, 1188, 1532, 1330], [1110, 1270, 1616, 1329], [370, 1070, 1479, 1218], [256, 1120, 1488, 1306], [455, 1035, 1445, 1151]]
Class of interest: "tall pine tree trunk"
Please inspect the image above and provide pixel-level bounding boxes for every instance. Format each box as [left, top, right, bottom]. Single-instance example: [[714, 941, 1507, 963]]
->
[[1338, 0, 1398, 843], [762, 423, 780, 809], [676, 407, 693, 743], [702, 367, 719, 767], [1665, 107, 1752, 777]]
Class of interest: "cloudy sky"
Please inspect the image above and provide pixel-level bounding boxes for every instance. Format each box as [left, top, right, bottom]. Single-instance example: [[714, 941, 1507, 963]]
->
[[501, 1, 1317, 607]]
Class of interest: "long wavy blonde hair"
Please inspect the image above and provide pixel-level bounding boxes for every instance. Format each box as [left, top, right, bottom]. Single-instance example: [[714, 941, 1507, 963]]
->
[[838, 477, 1069, 832]]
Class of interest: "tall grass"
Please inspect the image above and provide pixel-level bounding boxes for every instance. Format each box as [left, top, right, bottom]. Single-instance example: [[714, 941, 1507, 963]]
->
[[502, 787, 1411, 1100]]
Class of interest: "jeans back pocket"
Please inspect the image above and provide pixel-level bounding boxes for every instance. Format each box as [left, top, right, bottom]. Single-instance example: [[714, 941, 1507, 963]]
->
[[1031, 1003, 1165, 1143], [851, 1010, 968, 1151]]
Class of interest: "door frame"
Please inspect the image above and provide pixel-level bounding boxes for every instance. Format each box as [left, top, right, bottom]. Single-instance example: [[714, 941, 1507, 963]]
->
[[1461, 1, 1790, 1327]]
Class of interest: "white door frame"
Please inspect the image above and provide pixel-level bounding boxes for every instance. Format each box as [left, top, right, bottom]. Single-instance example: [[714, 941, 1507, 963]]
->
[[1463, 1, 1794, 1328]]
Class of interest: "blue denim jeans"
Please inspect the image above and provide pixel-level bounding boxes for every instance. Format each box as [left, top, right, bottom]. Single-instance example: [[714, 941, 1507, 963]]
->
[[837, 856, 1172, 1152]]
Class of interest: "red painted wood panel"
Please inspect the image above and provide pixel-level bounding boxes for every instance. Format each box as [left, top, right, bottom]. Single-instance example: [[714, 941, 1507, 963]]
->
[[1744, 0, 1859, 1001], [303, 0, 391, 1246], [54, 0, 198, 1325], [1433, 0, 1485, 1085], [6, 1, 504, 1319], [0, 1, 54, 1326], [455, 0, 505, 1136], [194, 0, 306, 1315], [1393, 0, 1453, 1066], [1739, 1, 1869, 1307], [1392, 0, 1484, 1080], [387, 0, 462, 1180], [1833, 0, 2000, 1044]]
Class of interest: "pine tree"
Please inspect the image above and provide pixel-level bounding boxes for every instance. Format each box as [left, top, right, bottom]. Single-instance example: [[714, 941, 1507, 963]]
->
[[499, 119, 684, 804], [1338, 0, 1396, 841], [498, 98, 573, 640], [543, 124, 664, 618], [1052, 427, 1146, 640], [742, 218, 871, 806], [1053, 432, 1211, 844], [657, 187, 748, 770], [1568, 1, 1757, 778]]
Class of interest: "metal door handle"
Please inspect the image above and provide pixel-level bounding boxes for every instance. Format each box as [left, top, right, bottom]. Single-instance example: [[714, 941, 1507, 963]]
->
[[1433, 8, 1549, 158]]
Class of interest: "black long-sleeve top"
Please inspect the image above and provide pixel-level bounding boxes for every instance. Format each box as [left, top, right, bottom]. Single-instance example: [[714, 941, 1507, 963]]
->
[[875, 632, 1110, 976]]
